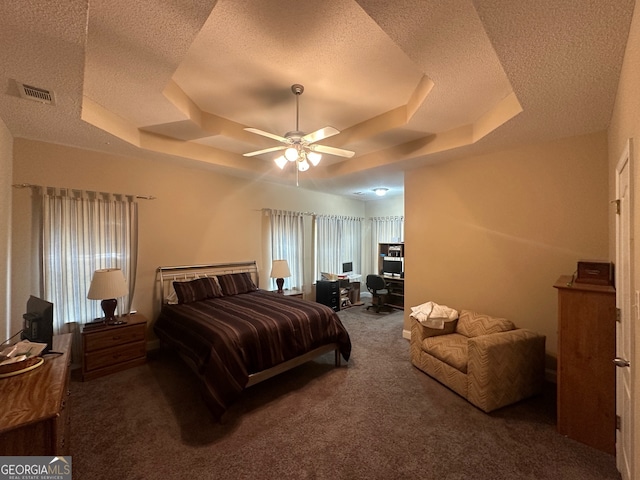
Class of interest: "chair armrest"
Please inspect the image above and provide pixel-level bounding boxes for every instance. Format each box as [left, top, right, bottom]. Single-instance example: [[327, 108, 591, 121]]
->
[[467, 329, 546, 412]]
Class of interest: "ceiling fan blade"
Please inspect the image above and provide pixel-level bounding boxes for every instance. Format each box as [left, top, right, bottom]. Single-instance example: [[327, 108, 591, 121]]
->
[[302, 126, 340, 144], [244, 127, 288, 144], [243, 146, 286, 157], [313, 144, 355, 158]]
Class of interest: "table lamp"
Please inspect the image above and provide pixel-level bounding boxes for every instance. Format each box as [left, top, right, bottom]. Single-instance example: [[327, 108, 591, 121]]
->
[[270, 260, 291, 294], [87, 268, 129, 325]]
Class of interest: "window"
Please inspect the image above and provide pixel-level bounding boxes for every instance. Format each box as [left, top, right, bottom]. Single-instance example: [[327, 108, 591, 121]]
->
[[268, 209, 304, 290], [314, 215, 362, 277], [40, 188, 138, 333]]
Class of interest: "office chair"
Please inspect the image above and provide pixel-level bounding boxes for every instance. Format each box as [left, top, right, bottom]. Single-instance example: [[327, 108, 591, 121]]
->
[[366, 274, 388, 313]]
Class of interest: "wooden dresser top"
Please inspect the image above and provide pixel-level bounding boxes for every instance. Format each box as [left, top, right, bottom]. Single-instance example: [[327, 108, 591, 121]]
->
[[0, 333, 72, 433]]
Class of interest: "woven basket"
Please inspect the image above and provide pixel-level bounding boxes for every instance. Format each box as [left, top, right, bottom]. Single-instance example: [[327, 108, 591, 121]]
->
[[0, 356, 44, 377]]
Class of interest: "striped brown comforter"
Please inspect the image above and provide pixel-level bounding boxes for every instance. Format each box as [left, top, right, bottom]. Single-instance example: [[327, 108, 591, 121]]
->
[[154, 290, 351, 419]]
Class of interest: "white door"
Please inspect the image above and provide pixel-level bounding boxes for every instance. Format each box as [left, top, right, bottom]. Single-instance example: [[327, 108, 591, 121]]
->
[[615, 139, 633, 480]]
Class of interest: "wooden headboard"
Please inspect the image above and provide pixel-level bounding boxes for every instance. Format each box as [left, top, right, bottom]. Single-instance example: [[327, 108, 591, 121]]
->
[[157, 261, 260, 304]]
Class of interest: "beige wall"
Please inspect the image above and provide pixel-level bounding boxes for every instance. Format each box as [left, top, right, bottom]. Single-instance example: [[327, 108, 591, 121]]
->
[[10, 139, 366, 334], [365, 194, 404, 219], [608, 1, 640, 475], [0, 118, 12, 340], [405, 131, 609, 357]]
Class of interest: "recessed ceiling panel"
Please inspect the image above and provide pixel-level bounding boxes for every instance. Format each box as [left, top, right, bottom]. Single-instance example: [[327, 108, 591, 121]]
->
[[172, 0, 424, 134]]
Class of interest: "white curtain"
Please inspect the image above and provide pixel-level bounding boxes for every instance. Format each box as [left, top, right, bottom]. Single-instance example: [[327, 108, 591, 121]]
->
[[314, 215, 363, 278], [40, 187, 138, 333], [268, 209, 304, 290], [370, 216, 404, 274]]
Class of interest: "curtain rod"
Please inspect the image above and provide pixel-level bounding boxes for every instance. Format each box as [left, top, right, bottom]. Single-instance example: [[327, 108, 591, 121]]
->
[[261, 208, 365, 220], [261, 208, 316, 216], [12, 183, 156, 200]]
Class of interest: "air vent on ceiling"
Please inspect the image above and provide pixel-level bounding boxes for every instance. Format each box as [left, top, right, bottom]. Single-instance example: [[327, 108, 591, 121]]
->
[[17, 81, 55, 105]]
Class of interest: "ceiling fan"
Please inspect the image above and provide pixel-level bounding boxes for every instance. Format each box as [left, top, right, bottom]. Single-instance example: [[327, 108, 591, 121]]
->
[[243, 84, 355, 172]]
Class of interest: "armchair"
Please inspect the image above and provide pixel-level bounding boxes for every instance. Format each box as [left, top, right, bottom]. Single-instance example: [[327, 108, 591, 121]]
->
[[410, 309, 545, 412]]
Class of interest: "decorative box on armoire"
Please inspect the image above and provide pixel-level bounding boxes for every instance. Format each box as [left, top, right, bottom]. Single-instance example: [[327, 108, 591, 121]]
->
[[316, 280, 340, 312], [553, 275, 616, 454]]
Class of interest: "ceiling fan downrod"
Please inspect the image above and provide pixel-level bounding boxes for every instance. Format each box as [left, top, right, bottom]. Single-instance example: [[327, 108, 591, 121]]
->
[[291, 84, 304, 132]]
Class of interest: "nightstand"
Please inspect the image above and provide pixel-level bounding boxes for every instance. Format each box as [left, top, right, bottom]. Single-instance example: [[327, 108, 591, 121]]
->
[[271, 289, 304, 299], [81, 314, 147, 381]]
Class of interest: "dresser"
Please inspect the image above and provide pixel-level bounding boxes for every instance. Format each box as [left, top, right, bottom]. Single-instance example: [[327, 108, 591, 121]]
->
[[81, 313, 147, 381], [554, 275, 616, 454], [0, 333, 72, 455]]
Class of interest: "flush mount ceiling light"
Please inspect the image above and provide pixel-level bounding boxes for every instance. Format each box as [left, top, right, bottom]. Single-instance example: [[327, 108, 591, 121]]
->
[[373, 187, 389, 196], [243, 84, 355, 178]]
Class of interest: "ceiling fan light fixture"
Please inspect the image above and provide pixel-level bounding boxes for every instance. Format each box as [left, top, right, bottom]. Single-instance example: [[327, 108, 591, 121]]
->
[[373, 187, 389, 196], [285, 147, 299, 162], [307, 151, 322, 166], [298, 159, 310, 172], [274, 155, 287, 170]]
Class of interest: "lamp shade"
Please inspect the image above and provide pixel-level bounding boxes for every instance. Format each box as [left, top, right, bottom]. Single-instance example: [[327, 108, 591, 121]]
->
[[87, 268, 128, 300], [270, 260, 291, 279]]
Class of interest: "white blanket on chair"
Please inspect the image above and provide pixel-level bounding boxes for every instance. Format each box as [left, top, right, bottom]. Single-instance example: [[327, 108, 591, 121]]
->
[[410, 301, 458, 329]]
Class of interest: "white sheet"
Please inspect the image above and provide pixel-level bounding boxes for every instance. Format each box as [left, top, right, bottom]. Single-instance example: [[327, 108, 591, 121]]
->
[[410, 301, 458, 329]]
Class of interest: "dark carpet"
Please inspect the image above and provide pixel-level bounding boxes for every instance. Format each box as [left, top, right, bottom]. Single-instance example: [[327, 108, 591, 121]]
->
[[69, 306, 621, 480]]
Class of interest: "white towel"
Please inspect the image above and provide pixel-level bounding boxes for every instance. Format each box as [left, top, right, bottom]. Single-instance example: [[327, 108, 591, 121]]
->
[[410, 301, 458, 329]]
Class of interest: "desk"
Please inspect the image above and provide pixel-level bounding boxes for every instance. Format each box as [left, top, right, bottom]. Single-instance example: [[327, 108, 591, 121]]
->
[[342, 281, 361, 308], [339, 273, 362, 283], [316, 280, 361, 311], [382, 275, 404, 309]]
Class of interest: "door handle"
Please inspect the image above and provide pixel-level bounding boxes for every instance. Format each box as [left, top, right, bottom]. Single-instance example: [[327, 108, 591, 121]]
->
[[613, 357, 631, 368]]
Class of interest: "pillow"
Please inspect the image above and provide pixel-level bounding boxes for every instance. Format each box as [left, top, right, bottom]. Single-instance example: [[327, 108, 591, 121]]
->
[[173, 277, 223, 304], [217, 272, 257, 296], [455, 310, 515, 338]]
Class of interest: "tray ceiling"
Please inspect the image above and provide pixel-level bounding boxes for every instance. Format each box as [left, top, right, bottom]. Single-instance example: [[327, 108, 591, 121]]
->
[[0, 0, 634, 198]]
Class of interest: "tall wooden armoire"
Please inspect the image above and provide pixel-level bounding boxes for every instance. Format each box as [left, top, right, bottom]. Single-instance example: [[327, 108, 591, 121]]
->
[[553, 275, 616, 454]]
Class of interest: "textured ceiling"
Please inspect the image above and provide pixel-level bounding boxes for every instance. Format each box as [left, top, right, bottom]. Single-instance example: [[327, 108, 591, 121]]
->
[[0, 0, 635, 200]]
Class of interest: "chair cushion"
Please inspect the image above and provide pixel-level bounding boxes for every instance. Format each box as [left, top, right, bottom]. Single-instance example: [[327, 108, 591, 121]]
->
[[456, 310, 515, 338], [422, 333, 469, 373]]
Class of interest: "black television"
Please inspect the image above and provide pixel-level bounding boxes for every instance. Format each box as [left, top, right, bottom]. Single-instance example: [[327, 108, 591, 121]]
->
[[342, 261, 353, 274], [21, 295, 54, 354], [382, 259, 403, 276]]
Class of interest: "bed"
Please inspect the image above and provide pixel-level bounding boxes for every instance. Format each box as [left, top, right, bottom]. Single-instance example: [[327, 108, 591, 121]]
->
[[154, 261, 352, 420]]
